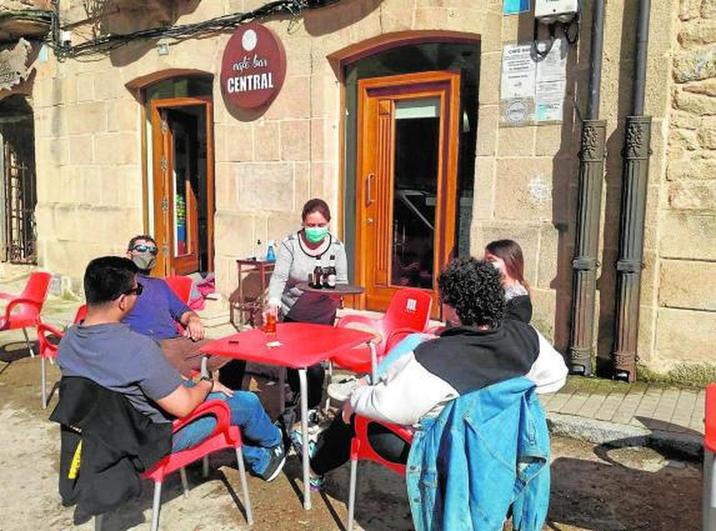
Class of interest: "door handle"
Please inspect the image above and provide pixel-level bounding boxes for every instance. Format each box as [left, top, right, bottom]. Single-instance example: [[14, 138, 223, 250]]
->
[[365, 173, 375, 207]]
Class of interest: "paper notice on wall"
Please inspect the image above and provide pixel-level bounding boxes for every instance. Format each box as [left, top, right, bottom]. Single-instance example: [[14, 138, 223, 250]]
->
[[500, 44, 536, 126], [500, 38, 567, 126], [535, 38, 567, 122], [501, 44, 535, 99]]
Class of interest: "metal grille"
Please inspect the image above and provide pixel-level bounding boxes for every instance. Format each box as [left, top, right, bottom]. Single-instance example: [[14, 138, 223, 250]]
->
[[2, 115, 37, 264]]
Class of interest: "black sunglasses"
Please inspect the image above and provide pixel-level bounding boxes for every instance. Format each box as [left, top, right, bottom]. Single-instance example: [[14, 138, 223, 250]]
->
[[131, 244, 158, 255], [123, 282, 144, 297]]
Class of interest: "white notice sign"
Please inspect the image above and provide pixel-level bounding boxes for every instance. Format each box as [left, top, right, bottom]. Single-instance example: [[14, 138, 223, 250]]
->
[[535, 38, 567, 122], [500, 44, 535, 99]]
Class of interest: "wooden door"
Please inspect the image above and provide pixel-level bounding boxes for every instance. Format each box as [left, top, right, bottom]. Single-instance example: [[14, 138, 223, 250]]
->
[[150, 97, 214, 276], [356, 71, 460, 315]]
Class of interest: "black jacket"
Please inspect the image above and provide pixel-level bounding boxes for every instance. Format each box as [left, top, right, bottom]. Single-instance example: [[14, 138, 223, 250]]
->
[[49, 376, 172, 516], [506, 294, 533, 323]]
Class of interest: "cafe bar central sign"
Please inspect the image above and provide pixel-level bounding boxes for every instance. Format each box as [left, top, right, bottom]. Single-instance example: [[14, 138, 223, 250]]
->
[[220, 22, 286, 109]]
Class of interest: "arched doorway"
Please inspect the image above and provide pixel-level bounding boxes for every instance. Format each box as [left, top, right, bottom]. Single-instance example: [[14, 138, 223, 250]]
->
[[329, 32, 481, 316], [134, 74, 215, 277]]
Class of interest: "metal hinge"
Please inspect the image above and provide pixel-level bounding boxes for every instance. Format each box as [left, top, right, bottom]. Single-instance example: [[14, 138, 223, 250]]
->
[[160, 156, 167, 172], [161, 196, 168, 212]]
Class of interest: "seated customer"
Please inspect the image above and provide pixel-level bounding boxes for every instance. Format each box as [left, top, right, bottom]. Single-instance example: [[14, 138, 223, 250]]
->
[[123, 235, 244, 387], [58, 256, 285, 481], [484, 239, 532, 323], [301, 257, 567, 489]]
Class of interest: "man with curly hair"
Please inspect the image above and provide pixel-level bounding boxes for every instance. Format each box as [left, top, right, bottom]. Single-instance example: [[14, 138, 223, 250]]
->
[[295, 257, 567, 490]]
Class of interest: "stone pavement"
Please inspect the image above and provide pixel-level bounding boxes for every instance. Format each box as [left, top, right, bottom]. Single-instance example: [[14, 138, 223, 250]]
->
[[543, 376, 706, 459]]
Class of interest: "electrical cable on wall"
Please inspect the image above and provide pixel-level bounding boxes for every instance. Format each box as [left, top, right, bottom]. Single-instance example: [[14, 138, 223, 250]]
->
[[48, 0, 340, 58]]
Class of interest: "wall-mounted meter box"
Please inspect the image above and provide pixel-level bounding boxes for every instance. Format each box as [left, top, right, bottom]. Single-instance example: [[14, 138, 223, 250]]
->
[[535, 0, 579, 23]]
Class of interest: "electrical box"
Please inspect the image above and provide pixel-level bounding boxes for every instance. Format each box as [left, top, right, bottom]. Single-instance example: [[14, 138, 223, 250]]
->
[[535, 0, 579, 23]]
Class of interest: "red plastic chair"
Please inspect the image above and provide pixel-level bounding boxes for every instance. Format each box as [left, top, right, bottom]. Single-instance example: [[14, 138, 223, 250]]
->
[[704, 384, 716, 529], [142, 400, 253, 531], [73, 304, 87, 324], [165, 275, 193, 304], [333, 288, 432, 378], [346, 415, 414, 531], [0, 271, 52, 358], [36, 321, 64, 409], [35, 305, 88, 409]]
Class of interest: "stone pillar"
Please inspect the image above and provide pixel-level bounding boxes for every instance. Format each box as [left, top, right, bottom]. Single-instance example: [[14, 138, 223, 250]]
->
[[568, 120, 607, 376], [612, 115, 652, 382]]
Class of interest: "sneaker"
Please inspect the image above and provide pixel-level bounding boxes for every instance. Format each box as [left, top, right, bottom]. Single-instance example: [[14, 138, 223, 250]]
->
[[289, 430, 325, 491], [257, 443, 286, 482], [308, 475, 325, 492], [289, 428, 318, 458], [327, 376, 359, 402]]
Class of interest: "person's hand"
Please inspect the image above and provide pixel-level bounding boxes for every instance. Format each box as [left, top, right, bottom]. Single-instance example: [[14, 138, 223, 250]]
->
[[185, 315, 205, 341], [341, 400, 354, 424], [211, 379, 234, 397]]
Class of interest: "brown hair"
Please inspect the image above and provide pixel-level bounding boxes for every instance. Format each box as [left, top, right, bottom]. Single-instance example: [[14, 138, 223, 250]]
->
[[301, 198, 331, 222], [485, 239, 528, 288], [127, 234, 157, 250]]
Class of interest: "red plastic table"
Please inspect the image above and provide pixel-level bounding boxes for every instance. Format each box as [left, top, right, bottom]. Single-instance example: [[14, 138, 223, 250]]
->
[[201, 322, 375, 510]]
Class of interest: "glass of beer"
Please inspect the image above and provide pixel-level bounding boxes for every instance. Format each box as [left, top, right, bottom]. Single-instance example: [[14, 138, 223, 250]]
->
[[263, 305, 277, 335]]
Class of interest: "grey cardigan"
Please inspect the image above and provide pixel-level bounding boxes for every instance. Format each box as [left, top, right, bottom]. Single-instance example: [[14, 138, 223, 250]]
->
[[267, 232, 348, 316]]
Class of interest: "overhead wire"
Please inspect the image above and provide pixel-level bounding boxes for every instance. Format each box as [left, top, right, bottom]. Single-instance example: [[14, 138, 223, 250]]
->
[[47, 0, 336, 58]]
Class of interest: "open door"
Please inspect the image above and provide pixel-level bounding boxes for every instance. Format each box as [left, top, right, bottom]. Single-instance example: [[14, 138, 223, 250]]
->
[[356, 71, 460, 315], [150, 96, 214, 276]]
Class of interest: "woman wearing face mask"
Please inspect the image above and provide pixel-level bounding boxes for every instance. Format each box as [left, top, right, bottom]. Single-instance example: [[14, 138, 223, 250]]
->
[[266, 198, 348, 413], [484, 239, 532, 323]]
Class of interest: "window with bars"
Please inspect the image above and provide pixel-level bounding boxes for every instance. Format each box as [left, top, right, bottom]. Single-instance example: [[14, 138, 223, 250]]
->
[[0, 96, 37, 265]]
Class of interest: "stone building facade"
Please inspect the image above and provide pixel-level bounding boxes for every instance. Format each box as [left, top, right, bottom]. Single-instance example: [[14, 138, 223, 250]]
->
[[0, 0, 714, 380]]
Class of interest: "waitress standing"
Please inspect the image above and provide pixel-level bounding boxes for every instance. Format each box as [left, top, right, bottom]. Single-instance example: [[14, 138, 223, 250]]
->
[[267, 198, 348, 412]]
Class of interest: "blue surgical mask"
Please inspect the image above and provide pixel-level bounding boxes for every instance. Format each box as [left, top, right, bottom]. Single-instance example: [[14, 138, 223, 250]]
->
[[304, 226, 328, 243]]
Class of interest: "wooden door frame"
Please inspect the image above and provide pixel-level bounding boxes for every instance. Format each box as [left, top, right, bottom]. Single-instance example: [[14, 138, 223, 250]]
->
[[355, 70, 461, 313], [149, 95, 215, 276]]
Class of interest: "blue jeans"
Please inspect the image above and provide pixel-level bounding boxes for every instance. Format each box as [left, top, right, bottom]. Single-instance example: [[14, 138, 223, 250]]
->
[[172, 387, 281, 476]]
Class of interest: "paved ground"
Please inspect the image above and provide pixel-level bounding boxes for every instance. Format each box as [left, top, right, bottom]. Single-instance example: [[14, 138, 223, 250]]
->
[[0, 274, 708, 529]]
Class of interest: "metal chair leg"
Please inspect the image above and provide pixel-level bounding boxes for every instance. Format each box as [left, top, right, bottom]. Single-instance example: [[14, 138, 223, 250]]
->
[[41, 356, 47, 409], [347, 458, 358, 531], [94, 514, 103, 531], [202, 455, 209, 478], [235, 447, 254, 525], [179, 467, 189, 498], [22, 328, 35, 357], [150, 481, 162, 531]]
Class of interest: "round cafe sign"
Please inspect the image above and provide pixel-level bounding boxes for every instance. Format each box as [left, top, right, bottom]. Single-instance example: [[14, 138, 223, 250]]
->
[[220, 22, 286, 109]]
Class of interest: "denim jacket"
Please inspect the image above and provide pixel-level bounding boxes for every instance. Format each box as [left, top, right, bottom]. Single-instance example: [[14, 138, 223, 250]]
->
[[406, 377, 550, 531]]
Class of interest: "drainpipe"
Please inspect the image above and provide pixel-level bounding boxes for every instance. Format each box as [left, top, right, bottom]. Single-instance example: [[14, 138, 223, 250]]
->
[[612, 0, 652, 382], [568, 0, 607, 376]]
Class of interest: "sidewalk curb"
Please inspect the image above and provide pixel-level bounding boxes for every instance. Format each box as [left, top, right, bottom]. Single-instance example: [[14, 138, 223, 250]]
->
[[547, 412, 703, 461]]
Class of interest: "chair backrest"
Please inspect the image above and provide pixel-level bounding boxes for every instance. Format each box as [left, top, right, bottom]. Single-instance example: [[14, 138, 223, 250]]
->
[[165, 275, 193, 304], [37, 321, 64, 359], [20, 271, 53, 303], [382, 288, 432, 338], [73, 304, 88, 324], [351, 415, 413, 476]]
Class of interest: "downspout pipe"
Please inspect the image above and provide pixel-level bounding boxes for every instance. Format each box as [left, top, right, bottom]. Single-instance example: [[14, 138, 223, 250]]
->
[[611, 0, 653, 382], [568, 0, 607, 375]]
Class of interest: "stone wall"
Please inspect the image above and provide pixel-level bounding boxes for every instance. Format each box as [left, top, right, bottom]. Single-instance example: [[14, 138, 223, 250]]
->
[[651, 0, 716, 373], [8, 0, 711, 375]]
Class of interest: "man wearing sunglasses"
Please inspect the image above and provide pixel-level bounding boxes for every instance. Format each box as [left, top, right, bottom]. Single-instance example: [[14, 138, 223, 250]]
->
[[122, 235, 241, 383], [57, 257, 286, 482]]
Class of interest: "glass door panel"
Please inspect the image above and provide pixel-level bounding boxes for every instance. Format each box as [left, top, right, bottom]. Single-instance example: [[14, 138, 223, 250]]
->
[[391, 97, 440, 289]]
